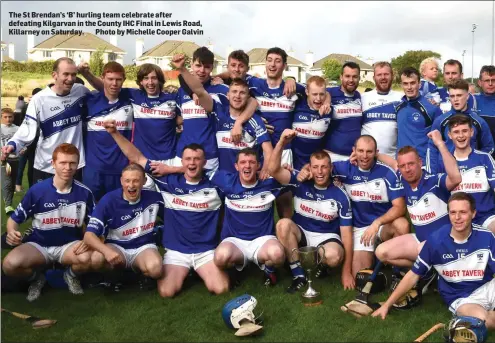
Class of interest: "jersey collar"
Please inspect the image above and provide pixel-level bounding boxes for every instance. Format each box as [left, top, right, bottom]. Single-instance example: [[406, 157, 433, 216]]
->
[[449, 229, 473, 244]]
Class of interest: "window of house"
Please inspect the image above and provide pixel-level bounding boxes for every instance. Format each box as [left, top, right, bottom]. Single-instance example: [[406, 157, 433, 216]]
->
[[108, 53, 117, 61], [43, 51, 52, 58], [67, 50, 74, 58]]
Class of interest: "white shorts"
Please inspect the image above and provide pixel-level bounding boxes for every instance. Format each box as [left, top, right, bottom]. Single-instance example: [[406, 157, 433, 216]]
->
[[172, 156, 219, 172], [222, 235, 277, 271], [328, 152, 350, 163], [108, 243, 158, 269], [27, 241, 78, 264], [144, 158, 177, 191], [298, 226, 342, 247], [281, 149, 293, 168], [449, 279, 495, 313], [482, 215, 495, 229], [163, 249, 214, 271], [353, 226, 379, 252]]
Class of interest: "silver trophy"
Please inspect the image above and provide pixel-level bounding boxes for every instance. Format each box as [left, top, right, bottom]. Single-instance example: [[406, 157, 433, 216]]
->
[[291, 246, 325, 306]]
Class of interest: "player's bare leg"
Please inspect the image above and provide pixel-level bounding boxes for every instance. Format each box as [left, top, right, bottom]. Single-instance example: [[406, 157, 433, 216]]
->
[[60, 242, 92, 295], [2, 244, 46, 277], [213, 242, 245, 269], [195, 261, 229, 295], [352, 251, 374, 277], [376, 235, 424, 268], [378, 217, 410, 241], [133, 249, 163, 279], [319, 242, 344, 267], [275, 218, 301, 262], [256, 239, 285, 268], [457, 303, 495, 330], [157, 264, 190, 298], [276, 191, 293, 219]]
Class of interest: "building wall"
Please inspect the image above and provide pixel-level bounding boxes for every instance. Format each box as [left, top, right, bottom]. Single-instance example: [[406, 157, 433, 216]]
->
[[27, 50, 124, 65]]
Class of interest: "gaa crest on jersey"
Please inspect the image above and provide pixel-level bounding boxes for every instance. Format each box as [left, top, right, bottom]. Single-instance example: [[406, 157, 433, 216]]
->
[[477, 253, 484, 261], [149, 207, 153, 215], [412, 113, 420, 121], [76, 204, 82, 216]]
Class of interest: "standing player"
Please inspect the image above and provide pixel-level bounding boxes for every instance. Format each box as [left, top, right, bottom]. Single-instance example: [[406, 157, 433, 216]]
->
[[84, 164, 164, 281], [437, 115, 495, 232], [476, 65, 495, 146], [2, 144, 94, 301], [396, 67, 442, 162], [83, 61, 133, 201], [1, 108, 20, 214], [373, 192, 495, 335], [291, 76, 332, 170], [1, 58, 88, 182], [103, 120, 229, 297], [324, 62, 362, 162], [269, 129, 355, 292], [427, 79, 493, 174], [361, 62, 403, 157], [437, 59, 476, 113], [211, 148, 291, 286]]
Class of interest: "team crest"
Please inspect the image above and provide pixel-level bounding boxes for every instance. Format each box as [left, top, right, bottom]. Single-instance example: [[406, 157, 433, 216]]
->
[[423, 197, 429, 206], [166, 101, 175, 107], [149, 208, 153, 215], [260, 194, 266, 200], [477, 253, 484, 261], [374, 181, 380, 188], [475, 170, 481, 178], [203, 191, 210, 196], [76, 204, 82, 216]]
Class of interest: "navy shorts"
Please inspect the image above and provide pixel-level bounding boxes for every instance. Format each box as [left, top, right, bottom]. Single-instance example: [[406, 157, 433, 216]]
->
[[83, 168, 121, 201]]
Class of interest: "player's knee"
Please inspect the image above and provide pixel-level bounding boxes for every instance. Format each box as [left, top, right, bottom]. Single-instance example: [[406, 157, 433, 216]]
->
[[267, 245, 285, 265], [75, 251, 92, 265], [275, 218, 292, 239], [324, 248, 343, 267], [392, 217, 410, 236], [90, 251, 106, 270], [2, 255, 21, 275], [158, 283, 179, 298], [146, 259, 163, 279], [375, 244, 389, 262], [207, 279, 229, 295], [213, 247, 232, 268]]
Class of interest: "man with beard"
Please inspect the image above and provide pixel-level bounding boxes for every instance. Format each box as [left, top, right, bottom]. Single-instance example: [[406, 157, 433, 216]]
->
[[476, 65, 495, 146], [324, 62, 362, 162], [436, 59, 476, 113], [396, 67, 442, 162], [427, 79, 493, 174], [2, 58, 88, 183], [361, 62, 403, 157], [269, 129, 355, 292]]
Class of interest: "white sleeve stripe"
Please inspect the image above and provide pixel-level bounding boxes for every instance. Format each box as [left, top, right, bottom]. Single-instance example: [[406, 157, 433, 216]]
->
[[19, 203, 27, 219], [88, 216, 105, 228], [417, 255, 431, 269]]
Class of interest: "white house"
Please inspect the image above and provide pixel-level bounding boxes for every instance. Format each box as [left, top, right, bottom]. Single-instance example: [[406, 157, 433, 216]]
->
[[246, 48, 307, 82], [309, 53, 374, 83], [135, 39, 225, 75], [27, 33, 126, 65]]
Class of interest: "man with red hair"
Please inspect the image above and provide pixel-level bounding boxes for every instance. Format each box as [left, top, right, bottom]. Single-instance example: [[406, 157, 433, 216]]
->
[[2, 144, 95, 302]]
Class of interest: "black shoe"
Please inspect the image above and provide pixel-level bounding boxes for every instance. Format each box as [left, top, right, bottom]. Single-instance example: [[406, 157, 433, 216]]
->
[[138, 276, 156, 291], [263, 271, 277, 287], [227, 269, 243, 290], [286, 276, 307, 294], [314, 264, 330, 279]]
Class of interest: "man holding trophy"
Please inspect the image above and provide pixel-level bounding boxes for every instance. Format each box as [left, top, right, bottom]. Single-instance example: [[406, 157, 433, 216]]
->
[[268, 129, 354, 302]]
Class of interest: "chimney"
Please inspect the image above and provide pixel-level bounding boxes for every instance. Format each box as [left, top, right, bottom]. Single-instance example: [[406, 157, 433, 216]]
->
[[287, 46, 295, 58], [305, 50, 314, 69], [27, 35, 35, 53], [110, 35, 117, 47], [135, 38, 144, 60], [8, 43, 15, 60]]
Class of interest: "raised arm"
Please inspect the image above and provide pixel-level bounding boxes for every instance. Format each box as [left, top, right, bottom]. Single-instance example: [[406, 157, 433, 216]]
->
[[427, 129, 461, 190], [267, 129, 297, 185], [103, 120, 147, 168], [78, 62, 104, 91], [172, 54, 213, 112]]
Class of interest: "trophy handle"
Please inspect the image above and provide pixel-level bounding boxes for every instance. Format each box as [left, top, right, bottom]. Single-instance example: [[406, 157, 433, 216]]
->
[[290, 248, 299, 262], [316, 245, 325, 265]]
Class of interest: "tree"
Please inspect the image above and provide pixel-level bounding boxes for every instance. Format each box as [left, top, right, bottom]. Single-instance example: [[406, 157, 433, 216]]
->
[[322, 58, 342, 81], [89, 46, 106, 77], [391, 50, 441, 83], [168, 52, 191, 70]]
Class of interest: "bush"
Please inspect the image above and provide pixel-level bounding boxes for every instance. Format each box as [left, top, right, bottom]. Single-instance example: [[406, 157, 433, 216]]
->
[[359, 80, 375, 89], [124, 65, 138, 81], [2, 60, 55, 74]]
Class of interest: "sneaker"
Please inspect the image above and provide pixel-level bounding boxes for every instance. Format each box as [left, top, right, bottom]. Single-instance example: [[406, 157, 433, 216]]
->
[[5, 206, 15, 215], [263, 271, 277, 287], [26, 273, 46, 302], [286, 276, 307, 294], [314, 264, 330, 279], [63, 270, 84, 295]]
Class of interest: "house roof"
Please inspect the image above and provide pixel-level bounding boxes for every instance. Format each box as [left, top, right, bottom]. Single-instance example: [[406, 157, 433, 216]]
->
[[32, 33, 125, 53], [312, 53, 373, 70], [139, 40, 224, 60], [246, 48, 307, 66]]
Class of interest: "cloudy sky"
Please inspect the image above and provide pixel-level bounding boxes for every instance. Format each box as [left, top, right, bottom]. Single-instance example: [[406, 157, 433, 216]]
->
[[1, 1, 494, 78]]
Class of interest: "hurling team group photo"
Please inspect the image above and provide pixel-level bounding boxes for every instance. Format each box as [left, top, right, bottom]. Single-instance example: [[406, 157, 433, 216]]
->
[[1, 5, 495, 341]]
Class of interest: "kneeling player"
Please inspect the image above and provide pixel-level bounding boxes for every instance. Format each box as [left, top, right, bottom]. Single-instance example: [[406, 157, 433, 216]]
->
[[2, 144, 95, 301], [211, 148, 291, 286], [84, 163, 164, 281], [269, 129, 355, 292], [373, 193, 495, 335]]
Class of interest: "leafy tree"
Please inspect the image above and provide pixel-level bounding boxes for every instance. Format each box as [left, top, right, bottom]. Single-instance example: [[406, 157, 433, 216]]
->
[[391, 50, 441, 83], [89, 46, 106, 76], [168, 52, 191, 70], [322, 58, 342, 81]]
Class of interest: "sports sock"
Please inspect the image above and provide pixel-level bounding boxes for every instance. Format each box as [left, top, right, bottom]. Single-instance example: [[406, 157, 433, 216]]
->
[[27, 271, 38, 282], [67, 267, 77, 278], [264, 265, 275, 275], [289, 260, 305, 278]]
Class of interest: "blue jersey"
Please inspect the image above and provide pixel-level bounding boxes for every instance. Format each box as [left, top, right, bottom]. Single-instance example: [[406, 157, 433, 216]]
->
[[291, 172, 352, 235], [401, 172, 451, 242], [332, 160, 404, 228], [396, 95, 442, 161], [84, 89, 133, 173], [248, 76, 305, 147], [291, 99, 331, 170], [213, 101, 270, 173], [412, 225, 495, 307], [148, 167, 223, 254], [475, 93, 495, 153], [324, 87, 362, 156], [86, 188, 164, 249], [11, 178, 95, 247], [427, 109, 494, 174], [438, 149, 495, 226], [129, 89, 179, 161], [209, 170, 295, 240], [175, 80, 229, 159], [420, 79, 439, 100], [437, 88, 477, 114]]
